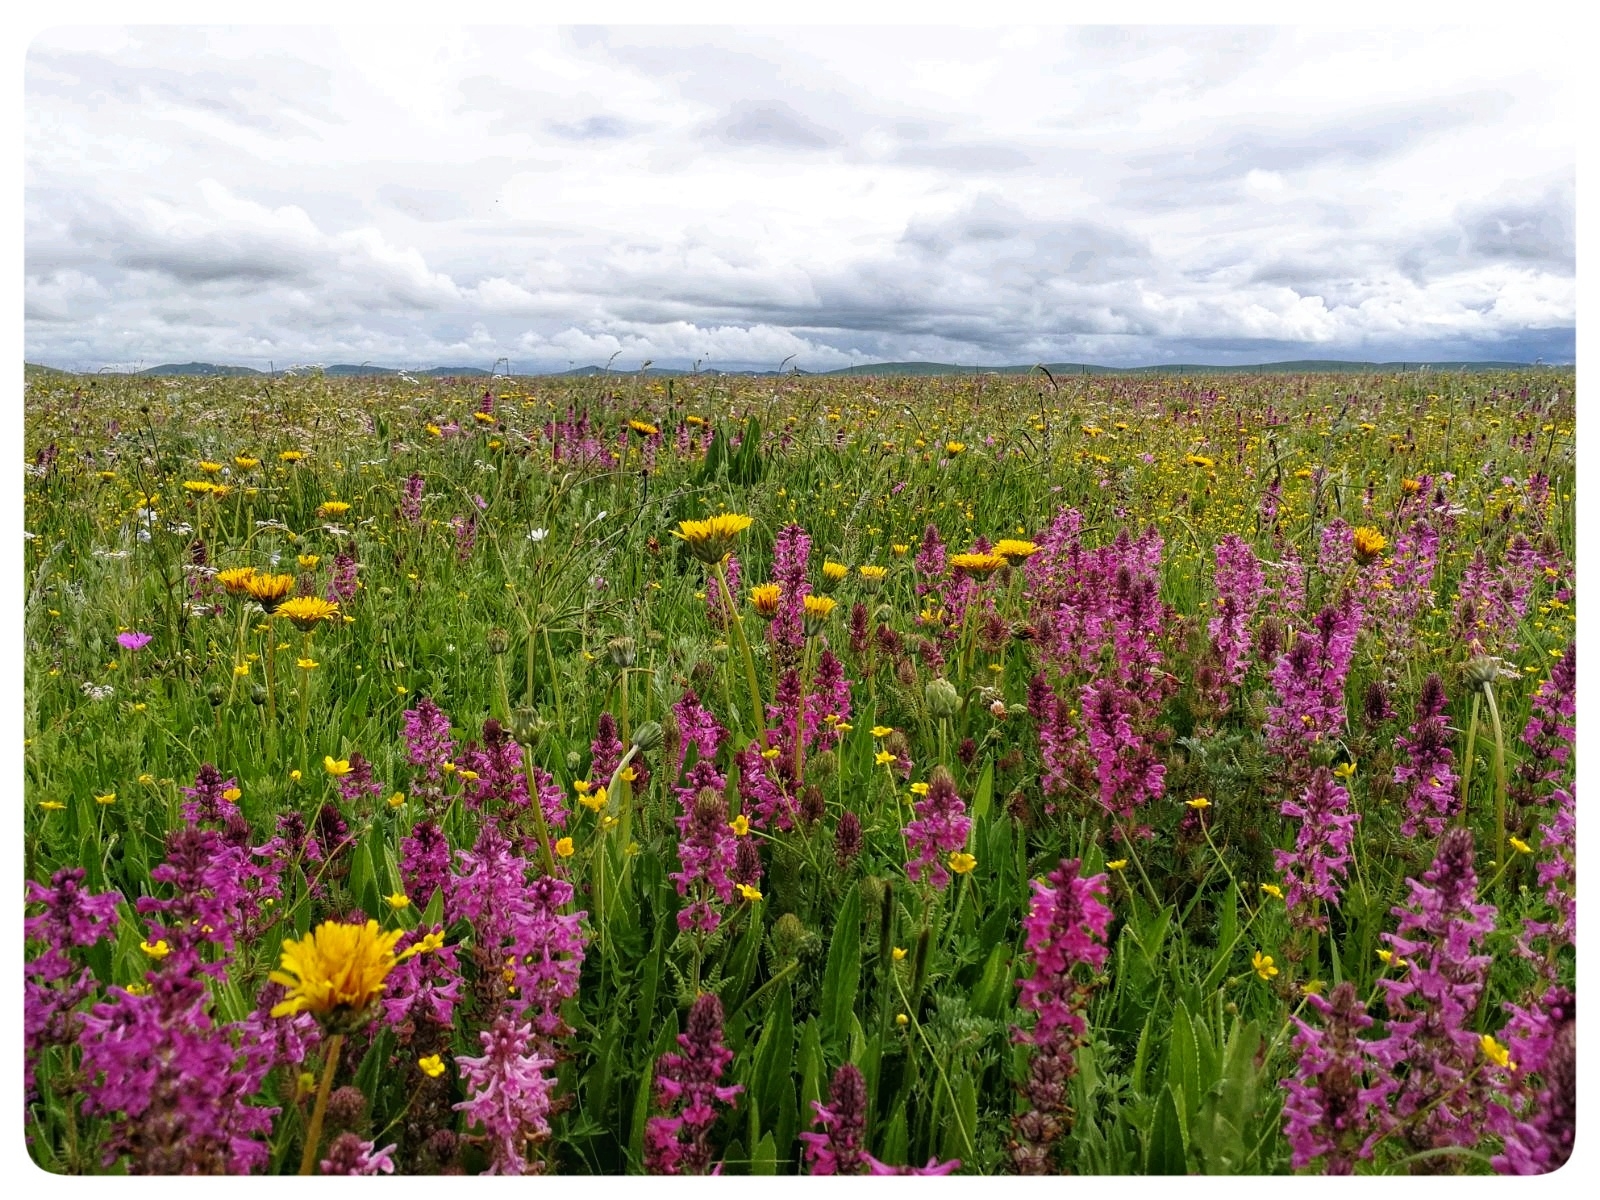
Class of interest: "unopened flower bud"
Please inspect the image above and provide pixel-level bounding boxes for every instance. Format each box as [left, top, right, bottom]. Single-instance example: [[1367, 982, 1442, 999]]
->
[[606, 636, 636, 668], [925, 676, 960, 719], [486, 626, 510, 655], [631, 720, 664, 753]]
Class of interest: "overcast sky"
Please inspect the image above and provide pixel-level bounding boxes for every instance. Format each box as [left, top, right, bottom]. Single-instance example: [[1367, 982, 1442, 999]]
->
[[23, 23, 1576, 372]]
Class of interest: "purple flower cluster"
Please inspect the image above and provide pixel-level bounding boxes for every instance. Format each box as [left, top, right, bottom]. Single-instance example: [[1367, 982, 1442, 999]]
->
[[734, 740, 794, 831], [1208, 534, 1266, 686], [1010, 858, 1112, 1173], [382, 924, 462, 1036], [24, 868, 122, 1092], [1367, 829, 1505, 1156], [672, 786, 739, 932], [400, 819, 453, 913], [402, 697, 456, 784], [179, 762, 241, 826], [769, 522, 812, 659], [325, 550, 359, 604], [450, 826, 588, 1035], [1392, 674, 1460, 837], [1493, 986, 1576, 1174], [903, 767, 971, 890], [1080, 675, 1166, 825], [800, 1062, 869, 1175], [1511, 643, 1575, 827], [1281, 981, 1378, 1173], [454, 1016, 556, 1175], [805, 649, 853, 752], [672, 689, 725, 780], [588, 711, 624, 786], [1273, 768, 1360, 931], [400, 472, 425, 523], [645, 992, 742, 1175], [1264, 598, 1362, 784], [320, 1133, 398, 1175]]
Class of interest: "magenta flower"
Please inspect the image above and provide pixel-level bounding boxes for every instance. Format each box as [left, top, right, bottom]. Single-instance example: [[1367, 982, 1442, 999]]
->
[[800, 1062, 869, 1175], [903, 767, 970, 890], [1274, 767, 1360, 931], [1208, 534, 1266, 686], [320, 1133, 397, 1175], [645, 992, 741, 1175], [1392, 674, 1459, 837], [1010, 857, 1112, 1173], [1281, 981, 1381, 1173], [454, 1016, 556, 1175], [116, 630, 153, 652]]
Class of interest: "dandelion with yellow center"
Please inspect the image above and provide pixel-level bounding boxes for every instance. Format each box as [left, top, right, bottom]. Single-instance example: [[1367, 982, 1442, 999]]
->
[[245, 572, 297, 613], [235, 455, 260, 470], [949, 552, 1007, 578], [945, 441, 966, 454], [749, 582, 782, 619], [628, 419, 660, 436], [278, 596, 340, 632], [993, 538, 1038, 563], [317, 500, 351, 518], [672, 512, 753, 564], [1185, 454, 1215, 469], [1352, 526, 1388, 563], [218, 566, 258, 595], [803, 593, 837, 633], [820, 561, 850, 590]]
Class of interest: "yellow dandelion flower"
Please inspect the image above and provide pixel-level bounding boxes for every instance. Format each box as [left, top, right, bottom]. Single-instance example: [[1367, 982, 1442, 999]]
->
[[891, 543, 910, 558], [945, 441, 966, 454], [1353, 526, 1387, 563], [317, 500, 351, 518], [218, 566, 257, 595], [387, 792, 406, 808], [94, 792, 117, 806], [993, 538, 1037, 563], [628, 419, 660, 436], [672, 513, 753, 563], [269, 919, 422, 1021], [874, 750, 896, 766], [749, 582, 782, 619], [279, 450, 305, 462], [948, 552, 1007, 578], [235, 455, 260, 470], [910, 781, 930, 796], [244, 572, 296, 613], [803, 593, 837, 631], [278, 596, 340, 631], [38, 800, 66, 811]]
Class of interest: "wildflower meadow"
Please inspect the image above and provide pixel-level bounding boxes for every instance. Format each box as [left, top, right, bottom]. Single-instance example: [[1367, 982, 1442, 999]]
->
[[21, 365, 1575, 1175]]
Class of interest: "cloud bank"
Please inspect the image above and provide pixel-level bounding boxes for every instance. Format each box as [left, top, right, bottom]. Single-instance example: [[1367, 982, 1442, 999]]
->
[[25, 25, 1575, 371]]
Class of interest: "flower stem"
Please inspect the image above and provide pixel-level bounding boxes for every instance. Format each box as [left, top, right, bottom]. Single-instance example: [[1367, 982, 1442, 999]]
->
[[1481, 681, 1509, 865], [297, 1031, 344, 1175], [714, 561, 767, 750]]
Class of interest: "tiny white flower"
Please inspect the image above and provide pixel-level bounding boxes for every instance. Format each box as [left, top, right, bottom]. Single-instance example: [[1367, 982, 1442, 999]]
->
[[528, 528, 549, 543]]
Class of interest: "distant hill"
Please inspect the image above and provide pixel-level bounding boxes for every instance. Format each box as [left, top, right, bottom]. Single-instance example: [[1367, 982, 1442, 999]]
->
[[26, 357, 1557, 380]]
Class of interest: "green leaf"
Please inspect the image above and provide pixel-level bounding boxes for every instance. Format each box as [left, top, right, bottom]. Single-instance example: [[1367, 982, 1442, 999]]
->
[[750, 1131, 777, 1176], [1167, 1000, 1201, 1124], [1146, 1082, 1188, 1175], [797, 1018, 824, 1138], [750, 983, 794, 1128], [970, 758, 994, 821], [971, 941, 1011, 1020], [940, 1074, 978, 1165], [821, 883, 861, 1044], [1130, 1008, 1157, 1096]]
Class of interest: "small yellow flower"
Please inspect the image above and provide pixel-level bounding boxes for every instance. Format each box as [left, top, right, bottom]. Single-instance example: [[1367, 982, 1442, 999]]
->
[[222, 787, 242, 803], [1332, 761, 1357, 779], [1479, 1034, 1516, 1071], [895, 1012, 909, 1026], [1106, 859, 1128, 871], [761, 746, 782, 760], [290, 769, 302, 782], [1509, 836, 1532, 855], [385, 893, 411, 910], [892, 543, 910, 558], [948, 552, 1007, 578], [138, 774, 157, 786], [875, 750, 896, 766], [1186, 796, 1211, 810], [317, 500, 351, 518], [458, 769, 479, 782], [297, 554, 320, 569], [297, 657, 319, 670], [993, 538, 1038, 563], [580, 785, 608, 813], [124, 982, 150, 996], [872, 725, 894, 738], [1260, 883, 1284, 900], [628, 419, 660, 436], [324, 756, 352, 776], [1252, 951, 1279, 981], [233, 662, 251, 676], [280, 450, 305, 462], [140, 939, 170, 960], [417, 1054, 447, 1078], [1185, 453, 1215, 469], [388, 792, 406, 808], [945, 441, 965, 455], [834, 721, 853, 734], [892, 946, 907, 961], [235, 455, 260, 470], [737, 883, 763, 902], [948, 851, 977, 875], [441, 760, 457, 775], [910, 781, 930, 795], [619, 766, 637, 783], [730, 814, 751, 837], [94, 792, 116, 806], [555, 836, 575, 858], [1376, 948, 1408, 968]]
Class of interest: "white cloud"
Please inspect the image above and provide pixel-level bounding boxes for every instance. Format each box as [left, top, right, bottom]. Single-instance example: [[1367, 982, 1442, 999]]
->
[[24, 24, 1575, 371]]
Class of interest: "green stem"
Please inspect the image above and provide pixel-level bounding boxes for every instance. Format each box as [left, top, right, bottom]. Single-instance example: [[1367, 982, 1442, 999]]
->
[[714, 561, 767, 749], [1481, 682, 1509, 865], [297, 1031, 344, 1175], [1458, 691, 1481, 826], [542, 625, 565, 730], [264, 618, 278, 727]]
